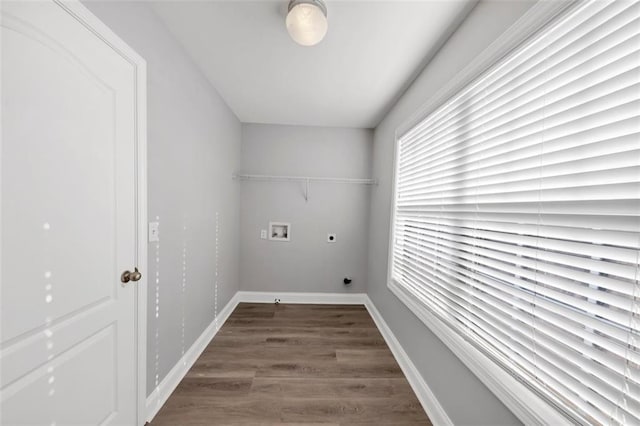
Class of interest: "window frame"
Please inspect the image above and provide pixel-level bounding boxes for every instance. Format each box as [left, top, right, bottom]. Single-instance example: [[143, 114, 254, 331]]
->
[[385, 1, 583, 424]]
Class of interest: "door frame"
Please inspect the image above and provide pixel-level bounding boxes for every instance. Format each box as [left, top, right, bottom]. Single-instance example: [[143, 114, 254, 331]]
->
[[51, 1, 148, 424]]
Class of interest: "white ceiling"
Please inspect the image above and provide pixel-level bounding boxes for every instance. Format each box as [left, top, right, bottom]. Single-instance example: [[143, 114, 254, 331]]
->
[[151, 1, 474, 128]]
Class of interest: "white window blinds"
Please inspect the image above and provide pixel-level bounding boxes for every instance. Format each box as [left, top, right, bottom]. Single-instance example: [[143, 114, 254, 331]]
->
[[389, 1, 640, 424]]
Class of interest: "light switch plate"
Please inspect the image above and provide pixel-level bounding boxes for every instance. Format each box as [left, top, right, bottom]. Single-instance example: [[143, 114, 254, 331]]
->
[[260, 229, 267, 240], [327, 233, 336, 243], [148, 222, 159, 242]]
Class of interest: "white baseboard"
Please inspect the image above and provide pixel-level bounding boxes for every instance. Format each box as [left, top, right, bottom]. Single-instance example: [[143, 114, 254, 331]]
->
[[145, 292, 240, 423], [236, 290, 367, 305], [364, 296, 453, 426]]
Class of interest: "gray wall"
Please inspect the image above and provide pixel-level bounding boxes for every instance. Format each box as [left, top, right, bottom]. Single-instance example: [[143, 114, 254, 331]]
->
[[84, 2, 241, 397], [239, 124, 372, 294], [367, 1, 536, 425]]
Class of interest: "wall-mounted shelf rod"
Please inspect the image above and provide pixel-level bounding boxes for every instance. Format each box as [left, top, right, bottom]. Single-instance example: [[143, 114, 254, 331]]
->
[[232, 173, 377, 185], [232, 173, 377, 202]]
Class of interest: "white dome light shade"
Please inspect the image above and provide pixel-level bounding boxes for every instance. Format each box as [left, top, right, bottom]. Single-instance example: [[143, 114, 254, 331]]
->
[[286, 0, 328, 46]]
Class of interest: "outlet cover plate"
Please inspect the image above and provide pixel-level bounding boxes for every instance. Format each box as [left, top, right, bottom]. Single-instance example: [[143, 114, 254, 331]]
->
[[149, 222, 159, 242]]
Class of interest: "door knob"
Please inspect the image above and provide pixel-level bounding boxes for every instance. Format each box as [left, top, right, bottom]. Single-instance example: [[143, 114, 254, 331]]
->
[[121, 267, 142, 284]]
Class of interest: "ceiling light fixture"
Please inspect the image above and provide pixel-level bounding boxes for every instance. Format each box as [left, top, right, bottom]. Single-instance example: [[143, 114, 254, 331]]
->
[[286, 0, 328, 46]]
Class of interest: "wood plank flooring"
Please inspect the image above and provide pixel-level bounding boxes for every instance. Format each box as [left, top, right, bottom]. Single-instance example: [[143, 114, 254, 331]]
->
[[151, 303, 431, 425]]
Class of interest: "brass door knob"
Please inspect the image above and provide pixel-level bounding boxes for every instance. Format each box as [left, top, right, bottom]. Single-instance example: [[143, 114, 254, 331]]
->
[[121, 267, 142, 284]]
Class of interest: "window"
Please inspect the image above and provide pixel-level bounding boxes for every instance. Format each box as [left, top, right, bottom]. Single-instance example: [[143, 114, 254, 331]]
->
[[389, 1, 639, 424]]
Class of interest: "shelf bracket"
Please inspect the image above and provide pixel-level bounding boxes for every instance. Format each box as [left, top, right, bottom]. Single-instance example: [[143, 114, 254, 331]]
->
[[304, 178, 310, 203]]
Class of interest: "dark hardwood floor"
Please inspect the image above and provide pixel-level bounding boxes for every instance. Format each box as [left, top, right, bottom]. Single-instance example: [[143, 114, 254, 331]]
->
[[151, 303, 431, 425]]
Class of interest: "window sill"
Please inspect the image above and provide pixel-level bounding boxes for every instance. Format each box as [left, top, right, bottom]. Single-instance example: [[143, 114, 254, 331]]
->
[[388, 279, 573, 426]]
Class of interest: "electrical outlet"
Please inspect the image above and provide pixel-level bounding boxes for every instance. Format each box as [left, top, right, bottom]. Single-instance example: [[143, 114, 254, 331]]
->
[[260, 229, 267, 239], [148, 222, 159, 242], [327, 233, 336, 243]]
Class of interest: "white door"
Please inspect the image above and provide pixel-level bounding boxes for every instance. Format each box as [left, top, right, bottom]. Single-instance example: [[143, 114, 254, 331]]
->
[[1, 1, 143, 425]]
